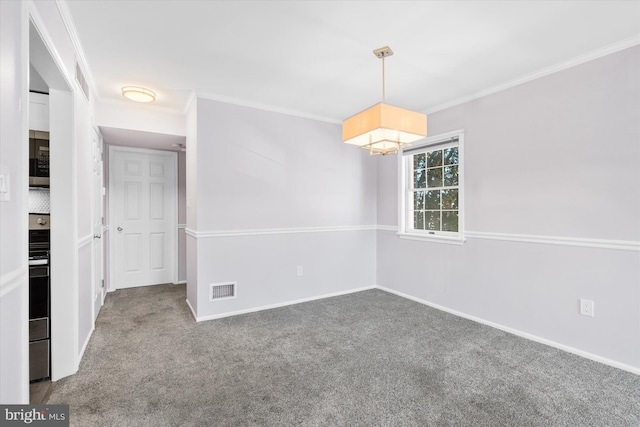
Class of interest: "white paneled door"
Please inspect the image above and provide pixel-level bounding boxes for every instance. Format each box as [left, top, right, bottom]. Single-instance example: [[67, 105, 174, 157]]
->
[[109, 146, 177, 289]]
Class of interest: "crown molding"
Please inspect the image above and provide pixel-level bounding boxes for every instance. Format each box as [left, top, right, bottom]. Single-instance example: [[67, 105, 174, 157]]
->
[[50, 4, 639, 124], [194, 91, 341, 125], [194, 35, 639, 123], [55, 0, 99, 99], [425, 35, 640, 115], [181, 90, 197, 115]]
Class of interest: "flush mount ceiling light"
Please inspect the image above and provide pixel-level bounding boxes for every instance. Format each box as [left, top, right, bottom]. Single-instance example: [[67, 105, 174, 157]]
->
[[121, 86, 156, 103], [342, 46, 427, 155]]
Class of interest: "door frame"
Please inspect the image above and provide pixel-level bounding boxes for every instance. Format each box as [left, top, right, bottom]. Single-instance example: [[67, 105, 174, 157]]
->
[[91, 126, 104, 318], [28, 6, 79, 382], [107, 145, 178, 291]]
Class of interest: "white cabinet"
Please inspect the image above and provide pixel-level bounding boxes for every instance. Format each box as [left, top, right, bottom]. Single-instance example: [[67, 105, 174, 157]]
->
[[29, 92, 49, 131]]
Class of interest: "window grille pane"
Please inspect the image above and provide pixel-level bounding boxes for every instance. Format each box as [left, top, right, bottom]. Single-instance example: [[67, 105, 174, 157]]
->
[[442, 189, 458, 209], [425, 211, 440, 231], [427, 150, 442, 167], [425, 190, 440, 210], [444, 147, 459, 165], [414, 191, 425, 210], [427, 168, 442, 187], [413, 153, 426, 169], [444, 165, 458, 187], [414, 169, 426, 188], [414, 211, 425, 229], [443, 211, 459, 232]]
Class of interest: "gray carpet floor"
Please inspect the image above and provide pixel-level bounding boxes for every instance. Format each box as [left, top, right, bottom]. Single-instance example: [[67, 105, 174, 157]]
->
[[47, 284, 639, 426]]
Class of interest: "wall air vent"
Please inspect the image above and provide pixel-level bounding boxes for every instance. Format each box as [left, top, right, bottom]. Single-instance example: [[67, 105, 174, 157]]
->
[[75, 62, 89, 101], [209, 282, 236, 301]]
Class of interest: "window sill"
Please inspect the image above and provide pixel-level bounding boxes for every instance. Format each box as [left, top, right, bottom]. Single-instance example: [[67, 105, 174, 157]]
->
[[396, 232, 466, 245]]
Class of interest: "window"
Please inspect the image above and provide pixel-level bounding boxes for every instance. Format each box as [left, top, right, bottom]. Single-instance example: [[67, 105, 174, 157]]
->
[[398, 130, 464, 243]]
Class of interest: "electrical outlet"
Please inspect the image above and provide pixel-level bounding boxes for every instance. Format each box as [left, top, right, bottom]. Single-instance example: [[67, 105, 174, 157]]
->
[[579, 299, 594, 317], [296, 266, 303, 277]]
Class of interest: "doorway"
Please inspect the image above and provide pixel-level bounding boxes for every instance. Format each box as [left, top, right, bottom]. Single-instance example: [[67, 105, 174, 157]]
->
[[108, 146, 178, 289], [28, 18, 78, 384]]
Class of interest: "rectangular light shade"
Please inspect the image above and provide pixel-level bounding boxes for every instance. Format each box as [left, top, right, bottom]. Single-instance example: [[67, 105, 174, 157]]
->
[[342, 102, 427, 154]]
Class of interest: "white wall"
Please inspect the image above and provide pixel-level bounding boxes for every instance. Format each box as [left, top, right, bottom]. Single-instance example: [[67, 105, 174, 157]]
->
[[0, 1, 100, 388], [185, 98, 198, 310], [188, 98, 377, 319], [377, 46, 640, 371], [0, 0, 29, 404], [194, 99, 376, 230], [71, 77, 95, 358], [95, 101, 186, 137], [0, 0, 28, 282], [48, 88, 79, 381]]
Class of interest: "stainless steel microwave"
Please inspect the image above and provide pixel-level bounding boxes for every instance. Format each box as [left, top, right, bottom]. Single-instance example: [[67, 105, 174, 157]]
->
[[29, 130, 49, 187]]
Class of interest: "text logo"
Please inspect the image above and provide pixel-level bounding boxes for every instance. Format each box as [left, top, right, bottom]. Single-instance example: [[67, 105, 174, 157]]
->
[[0, 405, 68, 426]]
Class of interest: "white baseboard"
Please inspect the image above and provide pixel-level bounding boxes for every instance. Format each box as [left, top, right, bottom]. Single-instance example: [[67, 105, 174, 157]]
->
[[78, 324, 94, 363], [376, 285, 640, 376], [185, 298, 197, 322], [184, 281, 638, 375], [192, 285, 376, 323], [174, 280, 187, 285], [93, 291, 102, 322]]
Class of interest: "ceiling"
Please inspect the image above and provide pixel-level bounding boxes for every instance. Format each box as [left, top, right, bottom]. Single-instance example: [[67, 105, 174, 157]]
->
[[66, 1, 639, 122]]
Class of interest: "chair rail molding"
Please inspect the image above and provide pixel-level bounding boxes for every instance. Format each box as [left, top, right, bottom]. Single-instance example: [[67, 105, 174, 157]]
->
[[0, 268, 28, 298], [377, 225, 639, 252], [186, 225, 378, 239]]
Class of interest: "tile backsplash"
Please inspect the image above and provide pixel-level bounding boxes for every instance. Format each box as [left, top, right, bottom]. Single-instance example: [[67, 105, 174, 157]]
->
[[29, 187, 50, 214]]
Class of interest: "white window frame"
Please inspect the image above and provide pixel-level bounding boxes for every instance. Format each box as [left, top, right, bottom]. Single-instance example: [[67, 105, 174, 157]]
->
[[397, 129, 465, 245]]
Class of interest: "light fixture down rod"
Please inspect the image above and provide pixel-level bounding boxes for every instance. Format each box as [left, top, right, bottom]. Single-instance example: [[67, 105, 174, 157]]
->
[[373, 46, 393, 103], [382, 56, 385, 103]]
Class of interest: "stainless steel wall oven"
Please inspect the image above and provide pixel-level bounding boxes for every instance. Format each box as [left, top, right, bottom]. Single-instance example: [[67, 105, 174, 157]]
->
[[28, 216, 50, 382]]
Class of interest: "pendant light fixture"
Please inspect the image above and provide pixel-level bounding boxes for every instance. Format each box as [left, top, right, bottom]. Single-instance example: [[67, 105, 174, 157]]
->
[[342, 46, 427, 155]]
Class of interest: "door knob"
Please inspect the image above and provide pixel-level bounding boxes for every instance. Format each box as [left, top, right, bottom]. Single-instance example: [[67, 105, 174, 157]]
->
[[117, 226, 123, 232]]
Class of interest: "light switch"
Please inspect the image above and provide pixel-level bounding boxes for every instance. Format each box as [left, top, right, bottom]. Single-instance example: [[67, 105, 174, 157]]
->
[[0, 165, 10, 202]]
